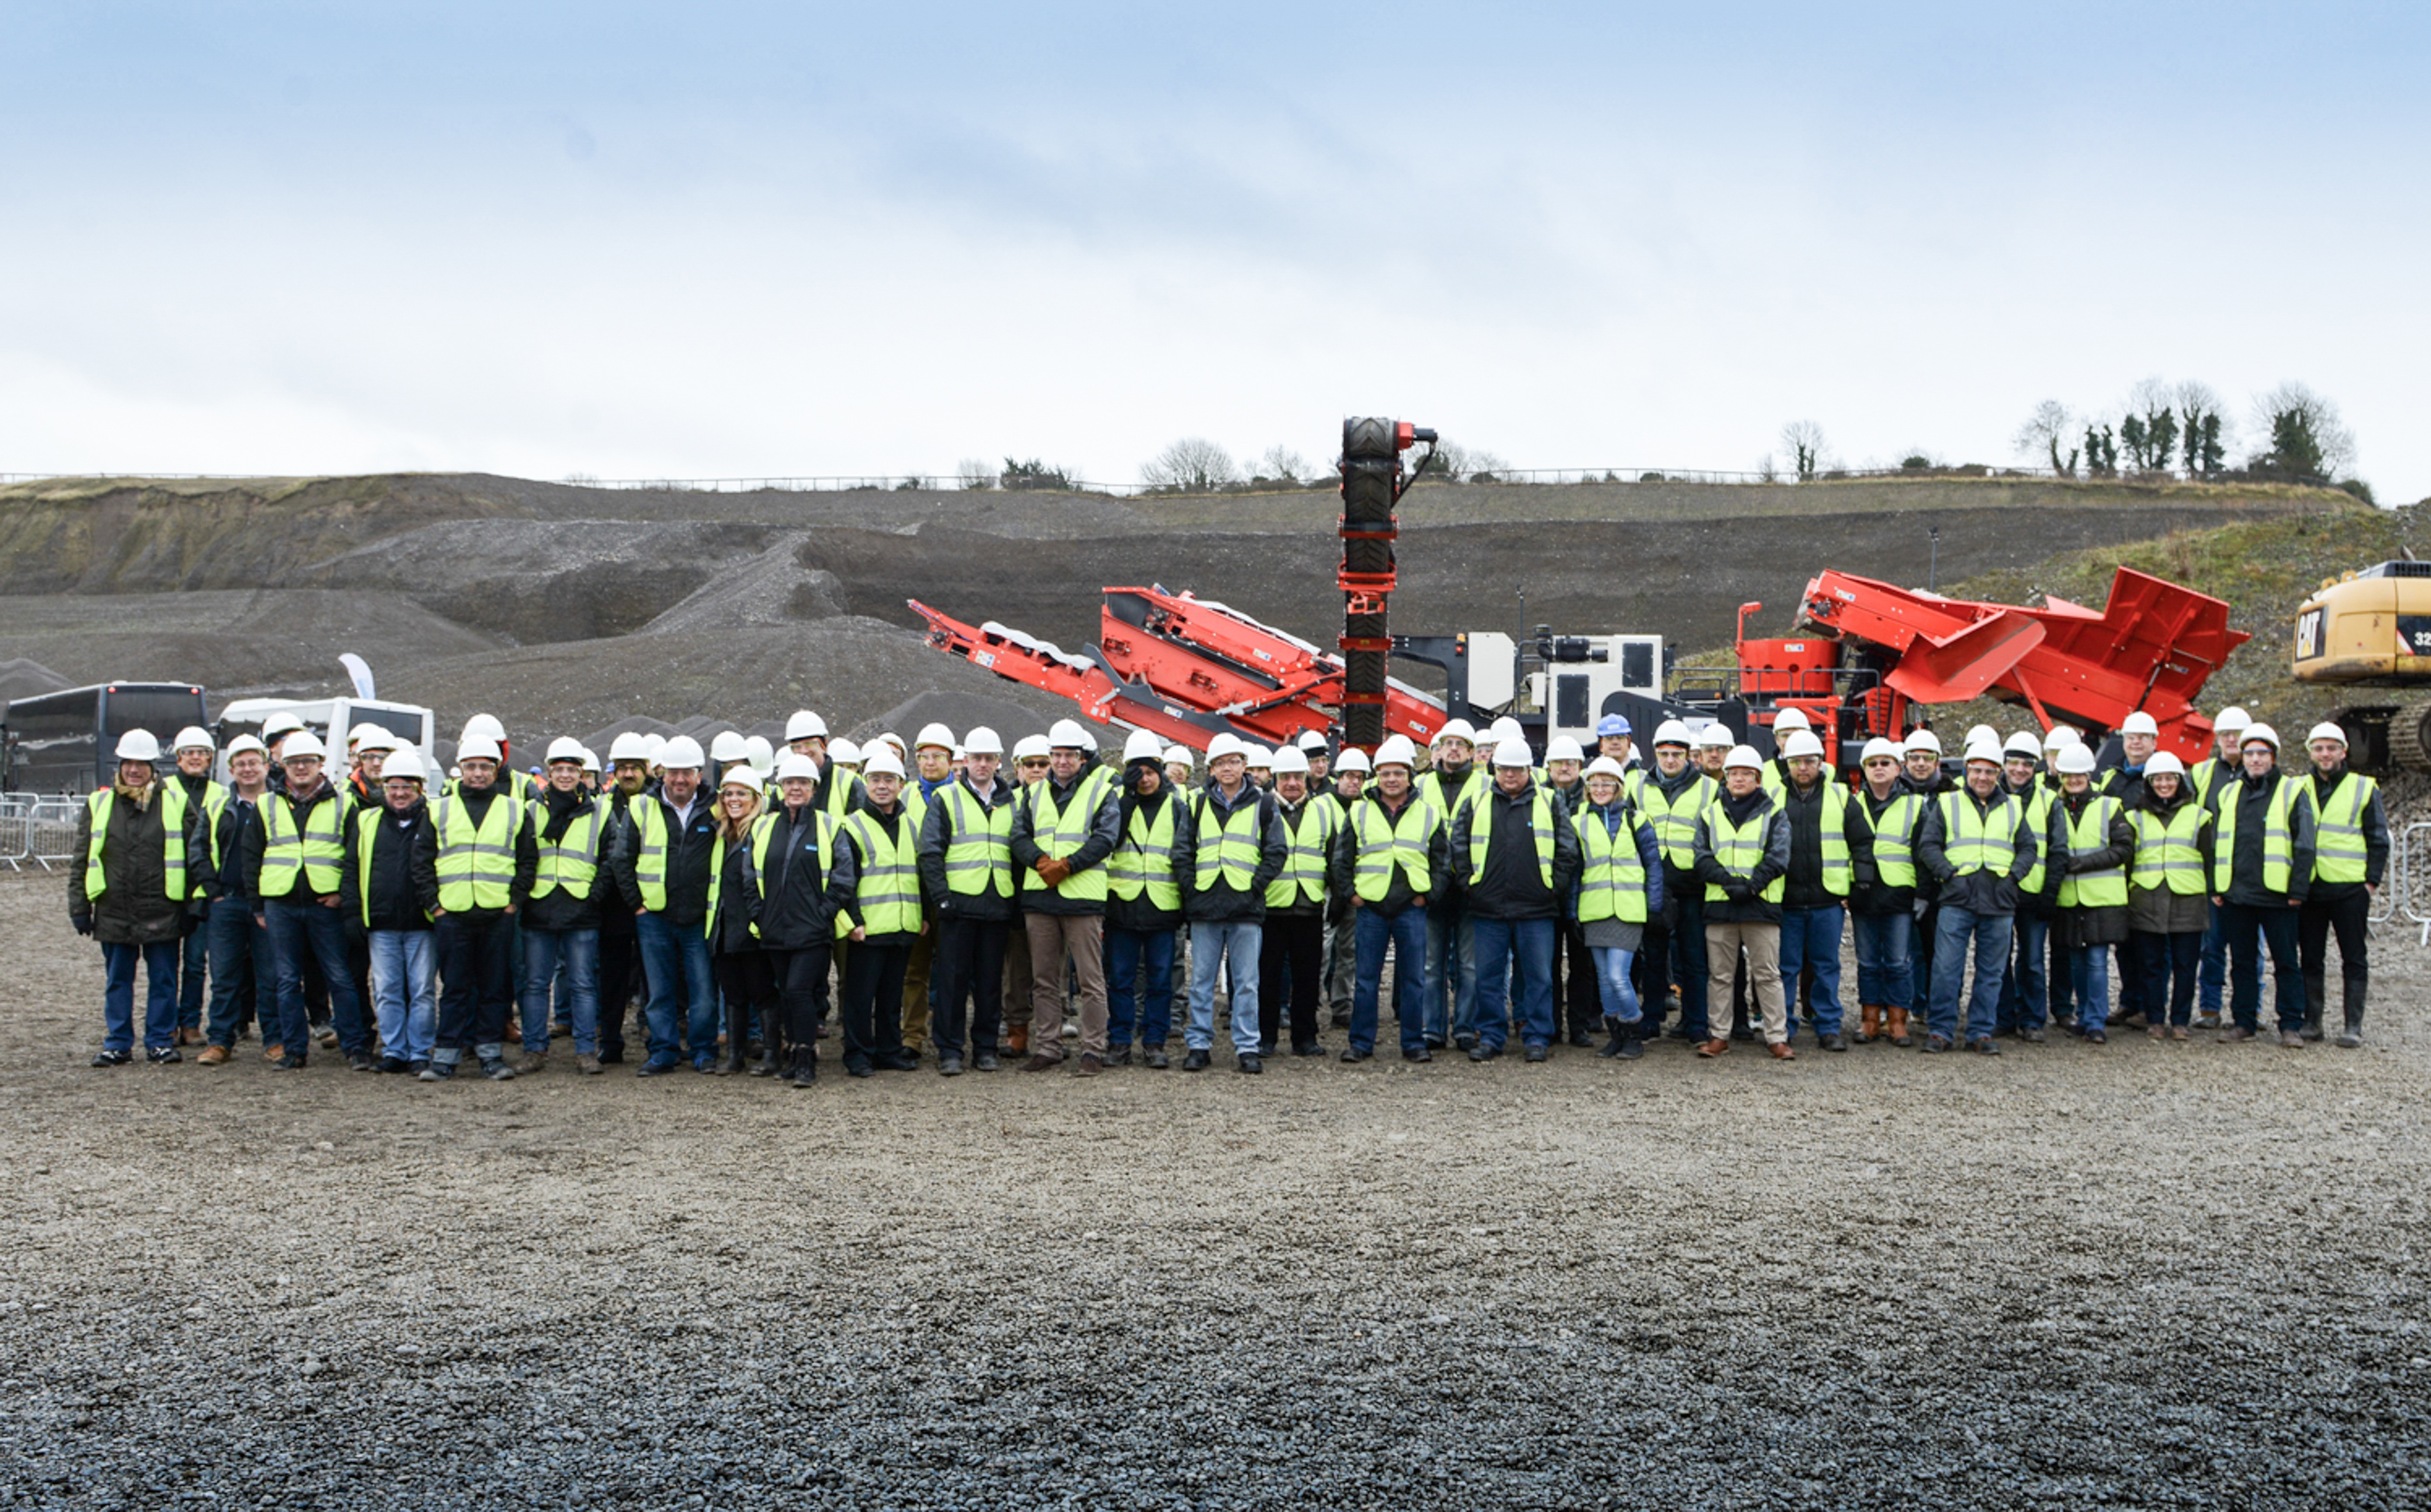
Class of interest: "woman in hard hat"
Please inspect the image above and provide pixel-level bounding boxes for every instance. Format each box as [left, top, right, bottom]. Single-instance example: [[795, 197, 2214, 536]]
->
[[1570, 756, 1663, 1059], [72, 729, 215, 1065], [165, 726, 222, 1045], [2124, 751, 2213, 1041], [708, 765, 778, 1075], [340, 745, 441, 1075], [2049, 743, 2136, 1045]]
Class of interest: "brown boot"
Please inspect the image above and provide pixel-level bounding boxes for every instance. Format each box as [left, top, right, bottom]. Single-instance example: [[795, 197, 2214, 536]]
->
[[1856, 1004, 1880, 1044], [1886, 1006, 1912, 1048], [197, 1044, 229, 1066], [1007, 1024, 1030, 1056]]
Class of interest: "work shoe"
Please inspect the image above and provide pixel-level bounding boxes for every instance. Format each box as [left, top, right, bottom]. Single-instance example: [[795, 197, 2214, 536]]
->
[[269, 1053, 309, 1071], [1523, 1043, 1549, 1063], [1330, 1006, 1352, 1028], [1425, 1035, 1447, 1050], [1468, 1044, 1500, 1062], [2335, 1029, 2363, 1049], [1920, 1034, 1952, 1054], [408, 1060, 433, 1078], [1766, 1041, 1796, 1061], [575, 1054, 602, 1075], [1402, 1046, 1433, 1063], [1695, 1039, 1730, 1058], [1452, 1032, 1478, 1052], [788, 1049, 818, 1087], [2018, 1026, 2046, 1045], [419, 1061, 454, 1081], [2146, 1024, 2166, 1041], [1235, 1054, 1262, 1075], [147, 1045, 183, 1064], [379, 1056, 411, 1074], [974, 1052, 1002, 1072], [316, 1026, 340, 1050], [1886, 1006, 1913, 1049], [1144, 1048, 1170, 1070], [197, 1045, 229, 1066], [843, 1058, 874, 1078], [92, 1048, 133, 1067], [1181, 1049, 1211, 1072], [1967, 1038, 2001, 1056], [2168, 1026, 2191, 1040], [2221, 1026, 2256, 1042], [348, 1052, 376, 1072], [1006, 1024, 1029, 1055], [1021, 1053, 1061, 1073], [263, 1044, 285, 1063], [1073, 1053, 1104, 1077], [877, 1050, 920, 1072], [692, 1052, 717, 1074], [1292, 1042, 1324, 1057], [477, 1057, 516, 1081], [2278, 1029, 2306, 1048], [2195, 1012, 2221, 1029], [636, 1056, 680, 1077], [1566, 1029, 1594, 1049], [1342, 1047, 1374, 1063], [2085, 1029, 2107, 1045], [597, 1047, 625, 1065], [938, 1055, 965, 1077], [1855, 1004, 1880, 1043], [1819, 1033, 1848, 1052], [1110, 1045, 1135, 1066], [517, 1050, 548, 1075]]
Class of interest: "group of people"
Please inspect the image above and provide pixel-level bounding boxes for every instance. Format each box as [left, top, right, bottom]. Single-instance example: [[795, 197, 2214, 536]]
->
[[69, 695, 2383, 1082]]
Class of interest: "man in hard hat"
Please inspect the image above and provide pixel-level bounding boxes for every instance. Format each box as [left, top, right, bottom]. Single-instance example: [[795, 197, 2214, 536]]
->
[[1539, 734, 1601, 1049], [345, 727, 396, 811], [1691, 745, 1791, 1058], [1451, 738, 1582, 1063], [1179, 731, 1287, 1073], [513, 738, 610, 1074], [1916, 738, 2043, 1054], [1335, 735, 1446, 1062], [1322, 745, 1371, 1029], [341, 745, 440, 1075], [1638, 720, 1715, 1043], [1417, 720, 1485, 1050], [165, 726, 222, 1045], [834, 745, 926, 1076], [890, 722, 961, 1062], [919, 727, 1019, 1074], [1775, 729, 1874, 1052], [425, 733, 536, 1081], [1594, 714, 1637, 777], [1162, 744, 1195, 794], [242, 731, 374, 1070], [612, 735, 724, 1076], [1899, 728, 1955, 1025], [2091, 712, 2165, 1030], [1691, 722, 1733, 781], [1298, 731, 1332, 788], [2190, 705, 2250, 1027], [2293, 722, 2386, 1048], [2206, 723, 2314, 1047], [2049, 742, 2135, 1044], [1011, 719, 1122, 1074], [2125, 751, 2212, 1039], [72, 730, 214, 1065], [1258, 743, 1336, 1057], [197, 734, 275, 1063], [743, 751, 858, 1086], [1994, 732, 2061, 1040], [1764, 708, 1816, 795], [594, 731, 660, 1063], [260, 713, 306, 794], [1851, 736, 1923, 1047], [1100, 729, 1193, 1067]]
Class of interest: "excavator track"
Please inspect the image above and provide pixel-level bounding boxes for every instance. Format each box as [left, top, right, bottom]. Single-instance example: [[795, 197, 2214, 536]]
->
[[2387, 701, 2431, 774]]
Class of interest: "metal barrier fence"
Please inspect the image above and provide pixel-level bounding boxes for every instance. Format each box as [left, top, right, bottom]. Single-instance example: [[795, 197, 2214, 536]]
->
[[24, 798, 79, 871], [0, 793, 30, 872], [2394, 822, 2431, 944]]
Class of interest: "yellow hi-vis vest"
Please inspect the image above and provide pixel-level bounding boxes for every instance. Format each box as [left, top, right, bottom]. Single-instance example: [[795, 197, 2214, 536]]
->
[[1571, 805, 1648, 923], [1265, 798, 1336, 908], [1193, 788, 1266, 891], [2212, 774, 2298, 895], [1466, 787, 1555, 890], [2130, 802, 2208, 895], [192, 781, 229, 872], [627, 799, 686, 914], [2056, 795, 2128, 908], [1637, 772, 1716, 870], [1789, 781, 1854, 897], [84, 785, 192, 903], [938, 781, 1015, 899], [2299, 772, 2378, 884], [1865, 790, 1920, 888], [1021, 767, 1113, 902], [2189, 756, 2234, 808], [1418, 767, 1484, 828], [740, 807, 849, 940], [846, 806, 922, 934], [1702, 797, 1785, 904], [1106, 797, 1179, 909], [1936, 790, 2023, 879], [349, 804, 432, 928], [2012, 786, 2053, 895], [1352, 795, 1435, 902], [525, 797, 604, 901], [432, 786, 523, 912], [259, 786, 346, 897]]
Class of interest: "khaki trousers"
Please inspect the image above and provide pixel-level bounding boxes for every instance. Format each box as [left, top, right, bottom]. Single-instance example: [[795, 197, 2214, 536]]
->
[[1706, 920, 1786, 1045], [1027, 913, 1108, 1060]]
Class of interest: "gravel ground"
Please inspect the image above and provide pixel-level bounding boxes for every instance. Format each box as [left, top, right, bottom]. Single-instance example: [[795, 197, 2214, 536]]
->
[[3, 871, 2426, 1510]]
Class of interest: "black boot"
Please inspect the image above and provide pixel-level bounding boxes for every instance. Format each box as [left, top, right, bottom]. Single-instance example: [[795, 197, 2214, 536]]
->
[[2303, 975, 2327, 1041], [788, 1044, 818, 1087], [2336, 983, 2365, 1049], [753, 1006, 785, 1076], [1618, 1019, 1644, 1060]]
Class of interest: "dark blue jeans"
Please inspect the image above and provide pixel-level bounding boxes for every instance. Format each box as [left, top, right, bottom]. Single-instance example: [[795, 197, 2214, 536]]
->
[[204, 896, 270, 1047], [520, 927, 599, 1056], [2198, 900, 2229, 1015], [264, 899, 369, 1061], [636, 911, 719, 1064], [177, 924, 208, 1031], [1104, 925, 1176, 1049], [2137, 929, 2202, 1027], [1927, 906, 2011, 1044], [2068, 942, 2110, 1032], [100, 940, 179, 1054], [1777, 906, 1845, 1036], [434, 911, 515, 1061], [1471, 915, 1557, 1051], [2221, 901, 2303, 1032], [1850, 910, 1913, 1013], [1351, 903, 1428, 1055], [1997, 913, 2049, 1031], [1668, 888, 1711, 1038]]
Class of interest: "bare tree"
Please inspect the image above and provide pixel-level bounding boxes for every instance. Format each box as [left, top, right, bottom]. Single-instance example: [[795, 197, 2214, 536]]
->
[[1756, 453, 1779, 484], [955, 458, 995, 490], [1780, 420, 1827, 481], [1253, 445, 1309, 483], [1418, 439, 1512, 482], [2013, 401, 2077, 475], [1141, 437, 1241, 493], [2250, 381, 2357, 479]]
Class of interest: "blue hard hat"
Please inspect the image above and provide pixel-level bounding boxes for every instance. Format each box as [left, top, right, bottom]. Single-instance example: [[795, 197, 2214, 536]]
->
[[1595, 715, 1633, 738]]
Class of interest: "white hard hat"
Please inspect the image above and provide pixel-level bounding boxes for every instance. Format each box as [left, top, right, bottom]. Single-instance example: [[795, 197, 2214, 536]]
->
[[863, 746, 906, 779], [1485, 716, 1523, 745], [1334, 747, 1371, 774], [2121, 711, 2160, 738], [280, 731, 326, 761], [1859, 738, 1901, 763], [1964, 724, 1998, 749], [1245, 745, 1272, 767], [347, 722, 383, 748], [1545, 735, 1585, 764], [1270, 745, 1310, 776], [1782, 731, 1825, 761], [1962, 739, 2005, 766], [743, 736, 774, 770], [1373, 734, 1418, 770], [963, 726, 1004, 756], [915, 722, 956, 752], [773, 752, 820, 783], [1773, 707, 1811, 733], [261, 711, 305, 738], [709, 731, 749, 763], [1434, 719, 1477, 747], [2214, 706, 2251, 731], [1296, 731, 1328, 751], [458, 736, 503, 763], [2307, 722, 2349, 748], [225, 734, 268, 759], [381, 746, 426, 783], [1162, 744, 1193, 766], [1652, 719, 1694, 748], [2055, 744, 2097, 775], [351, 727, 398, 754], [1009, 735, 1048, 762], [642, 734, 667, 762], [831, 738, 865, 765], [115, 729, 163, 763], [717, 764, 763, 792], [658, 736, 705, 770], [461, 713, 506, 745], [1206, 733, 1246, 763], [545, 736, 588, 765], [1903, 729, 1943, 755], [951, 745, 968, 763], [786, 709, 829, 741], [2043, 725, 2080, 750], [1583, 756, 1627, 782], [608, 731, 653, 763], [1491, 738, 1533, 769], [2144, 751, 2187, 778], [580, 747, 600, 774], [2240, 723, 2280, 750], [172, 725, 215, 754], [1691, 722, 1734, 750], [1723, 745, 1763, 772], [874, 731, 907, 756], [1122, 729, 1164, 764], [2004, 732, 2042, 760], [1047, 718, 1089, 750]]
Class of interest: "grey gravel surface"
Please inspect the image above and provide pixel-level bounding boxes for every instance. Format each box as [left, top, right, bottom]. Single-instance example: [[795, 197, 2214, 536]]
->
[[2, 872, 2426, 1510]]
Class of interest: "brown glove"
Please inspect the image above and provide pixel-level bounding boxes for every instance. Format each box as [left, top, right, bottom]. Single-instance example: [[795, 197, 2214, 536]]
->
[[1036, 856, 1072, 888]]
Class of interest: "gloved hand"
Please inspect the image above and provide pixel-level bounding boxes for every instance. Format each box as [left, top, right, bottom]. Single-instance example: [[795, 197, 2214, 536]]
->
[[1036, 857, 1072, 888], [72, 914, 94, 936], [1723, 881, 1752, 904]]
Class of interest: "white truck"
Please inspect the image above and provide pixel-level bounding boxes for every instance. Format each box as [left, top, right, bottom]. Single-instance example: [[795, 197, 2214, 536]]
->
[[214, 695, 436, 781]]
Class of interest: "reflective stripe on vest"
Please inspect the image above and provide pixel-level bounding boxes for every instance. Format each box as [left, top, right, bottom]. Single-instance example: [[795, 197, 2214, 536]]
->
[[1572, 806, 1648, 923], [747, 808, 849, 940], [525, 799, 603, 900], [433, 788, 522, 912], [2057, 795, 2127, 908], [2213, 776, 2296, 895], [260, 787, 345, 896], [2301, 772, 2377, 884], [1022, 767, 1113, 902], [1638, 773, 1716, 869], [1352, 797, 1435, 902], [1194, 790, 1265, 891], [1466, 788, 1555, 890], [2015, 786, 2052, 896], [84, 785, 190, 903], [1802, 782, 1852, 897], [1936, 791, 2022, 878], [1265, 799, 1335, 908], [1702, 798, 1785, 904], [351, 804, 431, 928], [1107, 798, 1179, 908], [197, 782, 229, 872], [847, 808, 922, 933], [2131, 804, 2208, 895], [940, 781, 1015, 899], [631, 801, 672, 913], [1418, 767, 1484, 829], [1866, 790, 1920, 888]]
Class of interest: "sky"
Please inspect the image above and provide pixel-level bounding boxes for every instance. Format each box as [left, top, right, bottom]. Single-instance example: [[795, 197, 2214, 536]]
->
[[3, 2, 2426, 499]]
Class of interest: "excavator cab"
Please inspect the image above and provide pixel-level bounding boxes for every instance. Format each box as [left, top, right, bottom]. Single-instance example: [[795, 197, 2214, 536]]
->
[[2296, 560, 2431, 774]]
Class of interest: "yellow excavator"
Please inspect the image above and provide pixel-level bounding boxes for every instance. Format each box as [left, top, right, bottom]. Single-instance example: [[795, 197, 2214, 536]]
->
[[2293, 557, 2431, 772]]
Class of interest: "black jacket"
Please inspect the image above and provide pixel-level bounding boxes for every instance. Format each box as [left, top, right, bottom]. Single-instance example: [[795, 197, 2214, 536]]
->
[[1328, 788, 1445, 919], [1009, 767, 1122, 917], [2051, 788, 2135, 947], [611, 789, 722, 927], [522, 786, 604, 933], [205, 785, 265, 906], [1451, 777, 1583, 922], [1779, 777, 1877, 911], [1693, 787, 1791, 926], [1180, 780, 1286, 924], [840, 799, 921, 942], [918, 772, 1022, 924], [431, 781, 540, 921], [69, 783, 215, 944], [242, 779, 351, 906], [1104, 765, 1193, 933], [1916, 784, 2043, 917], [2300, 765, 2390, 903], [1852, 785, 1919, 916], [754, 800, 858, 950], [2210, 767, 2315, 906], [340, 799, 440, 933], [712, 827, 763, 954]]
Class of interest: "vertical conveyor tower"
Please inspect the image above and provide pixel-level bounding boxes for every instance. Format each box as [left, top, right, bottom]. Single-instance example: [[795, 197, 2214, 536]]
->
[[1336, 417, 1436, 749]]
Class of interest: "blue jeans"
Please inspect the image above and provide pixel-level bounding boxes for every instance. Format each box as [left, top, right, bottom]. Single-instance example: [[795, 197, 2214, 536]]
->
[[204, 896, 270, 1047], [2137, 929, 2201, 1027], [1351, 904, 1429, 1054], [1425, 903, 1478, 1043], [264, 899, 370, 1061], [2068, 942, 2109, 1033], [100, 939, 179, 1054], [1777, 906, 1846, 1036], [636, 911, 719, 1064], [177, 924, 208, 1031], [1104, 926, 1176, 1049], [1588, 945, 1640, 1023], [522, 928, 599, 1055], [1928, 906, 2012, 1044], [1668, 888, 1710, 1037], [2220, 901, 2303, 1031], [1470, 915, 1557, 1051], [368, 929, 439, 1063], [1186, 920, 1262, 1054], [1998, 913, 2049, 1031], [2198, 899, 2229, 1015], [1850, 910, 1913, 1013]]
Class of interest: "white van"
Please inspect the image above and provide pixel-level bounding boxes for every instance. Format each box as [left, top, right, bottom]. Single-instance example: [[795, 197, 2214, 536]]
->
[[215, 696, 435, 781]]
